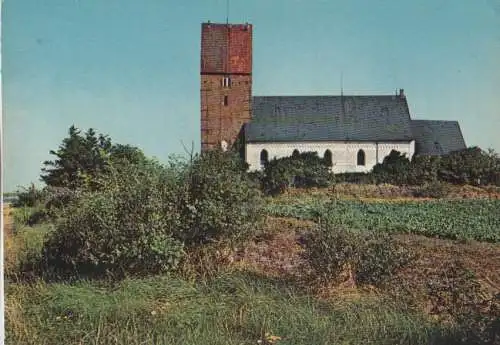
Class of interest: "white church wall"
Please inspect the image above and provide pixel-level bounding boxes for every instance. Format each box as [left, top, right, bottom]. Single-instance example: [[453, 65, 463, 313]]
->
[[246, 140, 415, 173]]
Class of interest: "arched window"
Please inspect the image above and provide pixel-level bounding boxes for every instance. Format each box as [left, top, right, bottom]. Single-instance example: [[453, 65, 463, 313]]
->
[[292, 149, 300, 158], [324, 149, 333, 167], [357, 149, 366, 166], [260, 149, 269, 167]]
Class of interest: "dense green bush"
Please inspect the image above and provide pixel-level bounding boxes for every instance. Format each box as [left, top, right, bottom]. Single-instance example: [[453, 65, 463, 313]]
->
[[303, 218, 411, 286], [261, 151, 333, 195], [438, 147, 500, 186], [408, 155, 441, 185], [42, 160, 185, 279], [40, 149, 264, 279], [178, 149, 264, 245], [372, 150, 411, 185]]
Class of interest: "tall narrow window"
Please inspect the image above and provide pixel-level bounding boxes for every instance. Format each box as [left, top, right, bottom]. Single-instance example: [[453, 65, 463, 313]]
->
[[222, 76, 231, 88], [223, 95, 228, 106], [260, 149, 268, 168], [324, 149, 333, 167], [357, 149, 366, 166]]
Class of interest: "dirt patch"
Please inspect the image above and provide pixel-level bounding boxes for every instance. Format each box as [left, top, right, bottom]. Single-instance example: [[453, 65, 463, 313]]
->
[[233, 217, 315, 277]]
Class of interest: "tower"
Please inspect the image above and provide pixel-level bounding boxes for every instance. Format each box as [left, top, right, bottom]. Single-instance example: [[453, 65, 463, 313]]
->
[[200, 22, 253, 151]]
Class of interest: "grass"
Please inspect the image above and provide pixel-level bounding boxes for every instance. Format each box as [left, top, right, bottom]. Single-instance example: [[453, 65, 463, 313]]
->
[[4, 223, 52, 278], [266, 198, 500, 242], [6, 272, 456, 345]]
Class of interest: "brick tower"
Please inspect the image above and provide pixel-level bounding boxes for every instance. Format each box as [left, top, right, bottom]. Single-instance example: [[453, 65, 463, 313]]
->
[[200, 22, 252, 151]]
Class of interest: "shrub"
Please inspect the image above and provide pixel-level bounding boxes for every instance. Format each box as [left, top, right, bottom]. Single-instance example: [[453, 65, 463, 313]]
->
[[372, 150, 411, 185], [42, 160, 185, 279], [355, 231, 413, 286], [408, 155, 440, 185], [177, 149, 264, 246], [302, 224, 361, 284], [303, 219, 412, 286], [438, 147, 500, 186], [261, 152, 333, 195], [40, 150, 264, 279]]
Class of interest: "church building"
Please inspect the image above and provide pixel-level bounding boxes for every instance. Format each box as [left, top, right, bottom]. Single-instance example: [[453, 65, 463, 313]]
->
[[200, 22, 466, 173]]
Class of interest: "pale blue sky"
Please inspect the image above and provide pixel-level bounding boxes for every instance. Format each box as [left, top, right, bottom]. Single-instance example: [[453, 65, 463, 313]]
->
[[3, 0, 500, 191]]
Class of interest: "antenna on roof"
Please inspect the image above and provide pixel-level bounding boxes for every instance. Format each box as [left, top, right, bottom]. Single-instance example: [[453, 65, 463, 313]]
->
[[340, 71, 344, 97], [226, 0, 229, 24]]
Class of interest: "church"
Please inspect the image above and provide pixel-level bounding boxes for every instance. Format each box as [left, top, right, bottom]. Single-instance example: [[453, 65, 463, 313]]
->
[[200, 22, 466, 173]]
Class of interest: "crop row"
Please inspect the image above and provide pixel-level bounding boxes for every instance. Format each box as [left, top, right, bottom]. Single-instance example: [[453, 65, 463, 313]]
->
[[266, 199, 500, 243]]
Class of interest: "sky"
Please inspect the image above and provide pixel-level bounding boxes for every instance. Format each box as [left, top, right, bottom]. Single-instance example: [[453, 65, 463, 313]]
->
[[2, 0, 500, 192]]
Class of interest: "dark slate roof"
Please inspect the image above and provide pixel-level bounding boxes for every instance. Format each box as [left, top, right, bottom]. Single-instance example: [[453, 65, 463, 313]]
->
[[245, 95, 414, 142], [411, 120, 466, 156]]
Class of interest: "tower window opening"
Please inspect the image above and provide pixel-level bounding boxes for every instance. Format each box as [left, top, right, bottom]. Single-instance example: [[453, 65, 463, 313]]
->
[[224, 95, 228, 106], [222, 76, 231, 88]]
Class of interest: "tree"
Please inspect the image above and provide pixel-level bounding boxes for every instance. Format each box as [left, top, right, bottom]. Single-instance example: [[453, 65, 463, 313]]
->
[[40, 125, 146, 190]]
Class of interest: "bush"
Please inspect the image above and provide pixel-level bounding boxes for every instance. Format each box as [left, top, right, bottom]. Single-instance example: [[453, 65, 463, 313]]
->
[[302, 224, 361, 284], [261, 152, 333, 195], [177, 149, 264, 246], [408, 155, 440, 185], [372, 150, 411, 185], [438, 147, 500, 186], [40, 150, 264, 279], [42, 160, 185, 279], [303, 219, 412, 286], [355, 231, 413, 285]]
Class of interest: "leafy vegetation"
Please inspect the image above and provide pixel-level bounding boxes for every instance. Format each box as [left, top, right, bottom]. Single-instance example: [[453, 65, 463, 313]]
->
[[40, 126, 146, 191], [303, 222, 412, 287], [368, 147, 500, 187], [267, 199, 500, 242], [178, 149, 264, 246], [260, 151, 333, 195]]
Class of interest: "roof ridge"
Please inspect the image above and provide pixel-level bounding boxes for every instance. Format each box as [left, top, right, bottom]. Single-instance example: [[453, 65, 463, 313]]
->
[[252, 95, 402, 98]]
